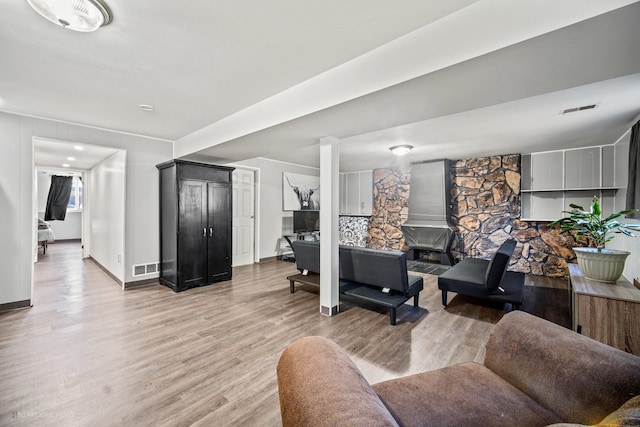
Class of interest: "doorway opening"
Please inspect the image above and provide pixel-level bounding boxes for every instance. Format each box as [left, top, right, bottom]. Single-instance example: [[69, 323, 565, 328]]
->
[[35, 168, 84, 259], [32, 137, 126, 299]]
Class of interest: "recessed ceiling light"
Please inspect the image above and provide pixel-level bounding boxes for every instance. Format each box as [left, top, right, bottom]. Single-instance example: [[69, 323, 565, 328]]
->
[[74, 145, 84, 151], [139, 104, 154, 112], [62, 163, 70, 168], [389, 145, 414, 156], [67, 156, 75, 161]]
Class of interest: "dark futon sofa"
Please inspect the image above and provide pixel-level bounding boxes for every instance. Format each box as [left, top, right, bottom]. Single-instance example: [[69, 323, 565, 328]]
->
[[289, 240, 423, 325], [438, 238, 525, 308]]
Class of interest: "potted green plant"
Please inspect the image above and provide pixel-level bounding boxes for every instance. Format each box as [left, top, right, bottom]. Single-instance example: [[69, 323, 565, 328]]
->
[[549, 196, 640, 282]]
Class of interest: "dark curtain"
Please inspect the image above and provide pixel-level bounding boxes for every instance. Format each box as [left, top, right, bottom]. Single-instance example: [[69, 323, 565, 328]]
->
[[44, 175, 73, 221], [626, 120, 640, 219]]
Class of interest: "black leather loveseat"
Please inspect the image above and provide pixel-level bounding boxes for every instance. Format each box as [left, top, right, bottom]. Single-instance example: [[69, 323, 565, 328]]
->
[[289, 240, 423, 325]]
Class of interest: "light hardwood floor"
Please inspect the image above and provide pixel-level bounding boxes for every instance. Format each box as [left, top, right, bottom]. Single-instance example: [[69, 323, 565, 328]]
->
[[0, 242, 567, 426]]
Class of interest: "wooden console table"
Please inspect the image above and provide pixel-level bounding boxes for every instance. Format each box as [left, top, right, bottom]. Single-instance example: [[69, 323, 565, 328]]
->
[[569, 263, 640, 355]]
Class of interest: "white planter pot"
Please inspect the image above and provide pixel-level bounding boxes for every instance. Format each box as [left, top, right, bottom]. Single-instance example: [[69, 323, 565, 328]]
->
[[573, 247, 630, 283]]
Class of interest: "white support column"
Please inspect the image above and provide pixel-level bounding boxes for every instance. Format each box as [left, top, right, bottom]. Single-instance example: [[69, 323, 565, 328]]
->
[[319, 136, 340, 316]]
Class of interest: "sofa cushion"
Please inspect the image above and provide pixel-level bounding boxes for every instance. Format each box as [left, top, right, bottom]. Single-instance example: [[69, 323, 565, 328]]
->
[[339, 245, 356, 281], [342, 285, 411, 308], [373, 362, 561, 427], [345, 247, 409, 293], [484, 239, 516, 291], [291, 240, 320, 273], [437, 253, 524, 305], [438, 257, 489, 297]]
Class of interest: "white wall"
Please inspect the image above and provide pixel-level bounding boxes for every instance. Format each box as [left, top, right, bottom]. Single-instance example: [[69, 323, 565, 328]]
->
[[0, 111, 172, 306], [609, 230, 640, 283], [231, 157, 319, 260], [88, 151, 126, 282], [36, 171, 82, 240], [41, 211, 82, 240]]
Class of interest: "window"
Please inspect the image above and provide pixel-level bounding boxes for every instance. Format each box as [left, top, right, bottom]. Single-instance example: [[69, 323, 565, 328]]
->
[[67, 176, 83, 211]]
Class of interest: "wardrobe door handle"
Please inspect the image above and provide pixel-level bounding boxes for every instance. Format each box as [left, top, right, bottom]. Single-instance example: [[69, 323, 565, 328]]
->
[[203, 228, 207, 237], [209, 227, 213, 237]]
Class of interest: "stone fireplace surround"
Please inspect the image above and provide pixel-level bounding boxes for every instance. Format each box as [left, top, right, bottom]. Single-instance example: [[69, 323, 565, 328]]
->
[[367, 154, 581, 278]]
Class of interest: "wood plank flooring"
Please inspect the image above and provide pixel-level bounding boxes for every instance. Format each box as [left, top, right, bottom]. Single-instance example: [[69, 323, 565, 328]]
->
[[0, 241, 568, 426]]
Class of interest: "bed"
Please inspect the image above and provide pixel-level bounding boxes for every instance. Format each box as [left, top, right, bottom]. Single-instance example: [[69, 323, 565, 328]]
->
[[37, 218, 55, 254]]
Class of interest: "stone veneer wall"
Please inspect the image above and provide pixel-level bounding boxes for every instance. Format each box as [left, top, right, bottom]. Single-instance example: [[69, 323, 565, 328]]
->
[[367, 169, 410, 251], [367, 155, 580, 278], [450, 155, 577, 278]]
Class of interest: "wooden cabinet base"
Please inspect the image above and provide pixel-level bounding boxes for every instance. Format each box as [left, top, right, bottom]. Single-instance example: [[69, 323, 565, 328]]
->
[[569, 264, 640, 355], [159, 275, 231, 293]]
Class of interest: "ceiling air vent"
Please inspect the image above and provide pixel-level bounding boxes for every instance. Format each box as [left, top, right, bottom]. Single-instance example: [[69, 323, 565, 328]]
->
[[561, 104, 597, 115]]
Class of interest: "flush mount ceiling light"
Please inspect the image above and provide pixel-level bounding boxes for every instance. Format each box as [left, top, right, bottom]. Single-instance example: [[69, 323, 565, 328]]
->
[[26, 0, 112, 32], [389, 145, 414, 156]]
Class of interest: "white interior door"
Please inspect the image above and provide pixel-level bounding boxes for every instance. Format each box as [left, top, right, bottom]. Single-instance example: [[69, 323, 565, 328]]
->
[[232, 168, 255, 266]]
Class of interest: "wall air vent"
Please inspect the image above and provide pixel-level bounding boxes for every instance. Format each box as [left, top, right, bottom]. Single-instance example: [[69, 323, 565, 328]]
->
[[132, 262, 160, 277], [561, 104, 597, 115]]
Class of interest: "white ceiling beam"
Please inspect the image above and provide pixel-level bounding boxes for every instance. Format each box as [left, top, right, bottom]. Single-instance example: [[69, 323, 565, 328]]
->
[[175, 0, 638, 158]]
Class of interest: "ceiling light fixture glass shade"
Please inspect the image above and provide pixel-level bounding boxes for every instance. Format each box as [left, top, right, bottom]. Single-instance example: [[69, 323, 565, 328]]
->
[[389, 145, 413, 156], [26, 0, 112, 32]]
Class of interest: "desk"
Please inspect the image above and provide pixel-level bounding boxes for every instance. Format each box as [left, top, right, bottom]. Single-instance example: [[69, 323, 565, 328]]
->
[[569, 263, 640, 355]]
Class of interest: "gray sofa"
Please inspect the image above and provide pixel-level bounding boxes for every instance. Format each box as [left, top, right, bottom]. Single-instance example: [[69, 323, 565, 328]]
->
[[289, 240, 423, 325], [277, 311, 640, 427]]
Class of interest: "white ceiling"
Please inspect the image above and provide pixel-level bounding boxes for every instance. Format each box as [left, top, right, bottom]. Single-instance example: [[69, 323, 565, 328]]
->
[[34, 138, 120, 170], [2, 0, 640, 172]]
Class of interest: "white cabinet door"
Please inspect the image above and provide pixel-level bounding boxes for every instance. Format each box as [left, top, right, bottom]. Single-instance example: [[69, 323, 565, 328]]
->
[[521, 154, 532, 191], [359, 171, 373, 215], [339, 173, 347, 214], [345, 173, 360, 214], [565, 147, 600, 189], [531, 151, 564, 190], [602, 145, 615, 188], [339, 171, 373, 215]]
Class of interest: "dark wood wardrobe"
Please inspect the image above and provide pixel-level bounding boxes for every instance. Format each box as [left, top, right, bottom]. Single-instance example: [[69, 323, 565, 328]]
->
[[157, 160, 234, 292]]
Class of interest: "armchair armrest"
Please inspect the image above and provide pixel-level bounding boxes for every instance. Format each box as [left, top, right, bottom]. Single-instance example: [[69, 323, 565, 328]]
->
[[277, 336, 399, 427]]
